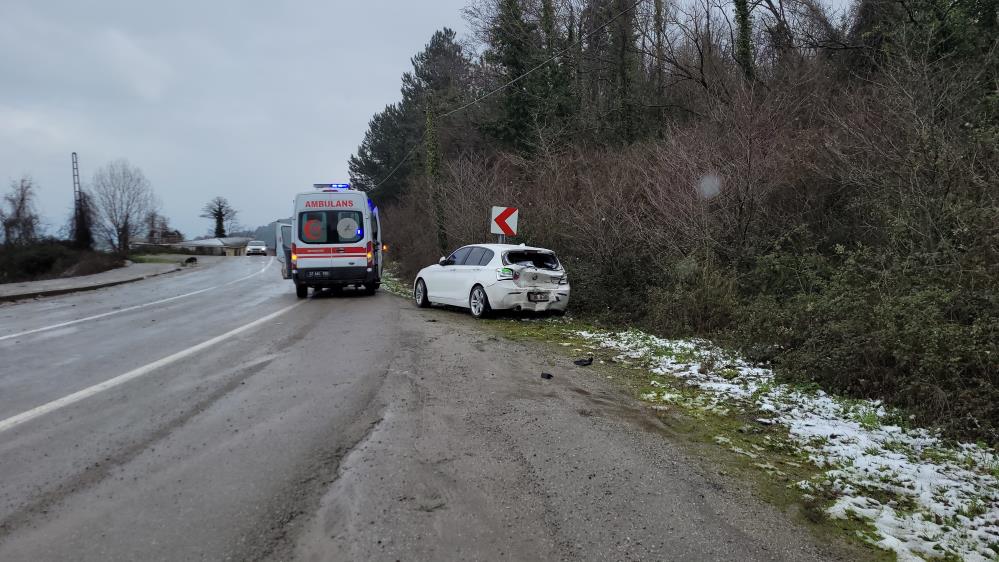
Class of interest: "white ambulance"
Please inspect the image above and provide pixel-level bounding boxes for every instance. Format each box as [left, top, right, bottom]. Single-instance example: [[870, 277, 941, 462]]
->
[[290, 184, 383, 298]]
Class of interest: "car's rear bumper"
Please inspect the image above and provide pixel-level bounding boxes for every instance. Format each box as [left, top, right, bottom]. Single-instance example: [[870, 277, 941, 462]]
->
[[486, 283, 570, 312], [293, 266, 378, 287], [246, 249, 267, 255]]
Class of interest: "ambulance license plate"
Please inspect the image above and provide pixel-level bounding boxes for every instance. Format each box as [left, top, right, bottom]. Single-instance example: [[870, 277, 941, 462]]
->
[[528, 292, 549, 302]]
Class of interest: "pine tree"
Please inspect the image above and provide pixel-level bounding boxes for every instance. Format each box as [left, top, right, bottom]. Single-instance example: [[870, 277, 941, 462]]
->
[[349, 29, 475, 203], [610, 0, 640, 142], [486, 0, 540, 154], [424, 104, 449, 256], [734, 0, 755, 80]]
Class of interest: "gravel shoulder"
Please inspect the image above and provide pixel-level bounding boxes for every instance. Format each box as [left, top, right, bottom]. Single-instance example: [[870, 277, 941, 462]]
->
[[290, 302, 870, 561]]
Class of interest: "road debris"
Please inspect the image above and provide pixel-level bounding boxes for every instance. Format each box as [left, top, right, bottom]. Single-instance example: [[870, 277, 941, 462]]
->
[[573, 357, 593, 367], [541, 372, 553, 380]]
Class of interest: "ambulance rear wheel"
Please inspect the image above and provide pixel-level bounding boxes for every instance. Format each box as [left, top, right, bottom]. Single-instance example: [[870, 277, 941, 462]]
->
[[362, 283, 377, 296], [295, 284, 308, 299]]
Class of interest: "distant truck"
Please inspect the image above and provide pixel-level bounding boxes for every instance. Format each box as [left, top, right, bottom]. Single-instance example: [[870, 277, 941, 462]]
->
[[289, 184, 383, 299]]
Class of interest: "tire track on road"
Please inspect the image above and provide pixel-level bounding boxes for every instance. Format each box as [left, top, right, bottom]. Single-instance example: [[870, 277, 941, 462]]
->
[[0, 354, 279, 544]]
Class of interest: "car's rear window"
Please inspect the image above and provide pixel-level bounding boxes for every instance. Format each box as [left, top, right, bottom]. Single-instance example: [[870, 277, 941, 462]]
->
[[298, 210, 363, 244], [463, 247, 486, 265], [504, 251, 560, 270]]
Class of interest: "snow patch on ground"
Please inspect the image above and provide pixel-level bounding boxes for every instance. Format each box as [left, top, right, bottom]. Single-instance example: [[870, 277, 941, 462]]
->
[[577, 329, 999, 561]]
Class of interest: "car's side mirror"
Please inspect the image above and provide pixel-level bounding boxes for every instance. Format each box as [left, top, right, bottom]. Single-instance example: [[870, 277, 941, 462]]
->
[[438, 257, 448, 266]]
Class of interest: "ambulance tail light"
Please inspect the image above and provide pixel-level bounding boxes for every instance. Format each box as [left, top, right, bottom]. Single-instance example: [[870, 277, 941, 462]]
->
[[291, 243, 298, 262], [497, 267, 519, 281], [366, 241, 374, 266]]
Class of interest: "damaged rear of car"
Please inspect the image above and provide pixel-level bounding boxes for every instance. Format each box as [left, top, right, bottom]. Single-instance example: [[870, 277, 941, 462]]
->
[[490, 249, 570, 315], [413, 244, 570, 318]]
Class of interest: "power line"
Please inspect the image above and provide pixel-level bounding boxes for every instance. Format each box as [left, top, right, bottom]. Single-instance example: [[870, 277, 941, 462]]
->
[[371, 0, 643, 189]]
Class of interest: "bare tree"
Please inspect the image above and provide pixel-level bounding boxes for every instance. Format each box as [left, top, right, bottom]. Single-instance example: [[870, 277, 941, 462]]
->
[[91, 160, 156, 256], [201, 196, 238, 238], [1, 176, 41, 246]]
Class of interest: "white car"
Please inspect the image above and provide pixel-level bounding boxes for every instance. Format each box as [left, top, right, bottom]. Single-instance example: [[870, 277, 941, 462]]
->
[[413, 244, 569, 318], [246, 240, 267, 256]]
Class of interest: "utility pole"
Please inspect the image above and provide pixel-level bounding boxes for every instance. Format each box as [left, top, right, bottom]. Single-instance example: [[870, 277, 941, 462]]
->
[[72, 152, 81, 227], [70, 152, 93, 250]]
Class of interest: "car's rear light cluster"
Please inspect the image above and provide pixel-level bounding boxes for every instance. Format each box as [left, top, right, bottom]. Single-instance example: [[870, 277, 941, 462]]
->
[[366, 241, 374, 267], [496, 267, 520, 281], [291, 243, 298, 262]]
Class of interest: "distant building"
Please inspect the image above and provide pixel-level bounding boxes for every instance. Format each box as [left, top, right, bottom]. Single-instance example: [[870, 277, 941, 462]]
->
[[173, 237, 252, 256], [145, 229, 184, 244]]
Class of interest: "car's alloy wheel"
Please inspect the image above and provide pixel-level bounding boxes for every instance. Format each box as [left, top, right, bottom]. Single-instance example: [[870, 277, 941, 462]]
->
[[414, 279, 430, 308], [469, 286, 490, 318]]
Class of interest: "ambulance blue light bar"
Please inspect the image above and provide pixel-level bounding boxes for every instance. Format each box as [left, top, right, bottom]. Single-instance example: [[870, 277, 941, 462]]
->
[[313, 183, 351, 190]]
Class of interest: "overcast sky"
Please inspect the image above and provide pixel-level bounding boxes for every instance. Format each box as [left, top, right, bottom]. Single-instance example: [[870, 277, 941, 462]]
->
[[0, 0, 470, 238]]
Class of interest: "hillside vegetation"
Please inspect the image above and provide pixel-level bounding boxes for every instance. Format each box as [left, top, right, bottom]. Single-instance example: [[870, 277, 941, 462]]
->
[[350, 0, 998, 442]]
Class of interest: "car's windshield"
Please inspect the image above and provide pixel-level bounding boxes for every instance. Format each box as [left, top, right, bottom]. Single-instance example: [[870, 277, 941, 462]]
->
[[298, 211, 363, 244], [250, 241, 265, 246], [504, 251, 560, 270]]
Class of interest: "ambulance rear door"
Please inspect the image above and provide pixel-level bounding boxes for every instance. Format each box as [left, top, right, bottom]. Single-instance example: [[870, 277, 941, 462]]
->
[[327, 192, 368, 274], [295, 202, 333, 270]]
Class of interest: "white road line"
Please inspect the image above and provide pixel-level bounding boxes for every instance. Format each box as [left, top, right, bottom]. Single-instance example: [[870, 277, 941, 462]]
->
[[0, 300, 303, 434], [0, 258, 273, 342]]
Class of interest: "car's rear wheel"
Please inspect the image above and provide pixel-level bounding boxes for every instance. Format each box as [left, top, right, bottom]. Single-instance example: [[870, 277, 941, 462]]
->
[[414, 279, 430, 308], [362, 284, 377, 296], [469, 285, 491, 319], [295, 284, 308, 299]]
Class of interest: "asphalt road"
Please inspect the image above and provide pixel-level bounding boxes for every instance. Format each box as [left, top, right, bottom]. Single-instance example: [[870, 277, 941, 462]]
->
[[0, 257, 853, 561]]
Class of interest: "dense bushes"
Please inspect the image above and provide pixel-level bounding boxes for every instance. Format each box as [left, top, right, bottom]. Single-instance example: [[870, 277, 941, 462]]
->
[[0, 240, 123, 283], [384, 81, 998, 441]]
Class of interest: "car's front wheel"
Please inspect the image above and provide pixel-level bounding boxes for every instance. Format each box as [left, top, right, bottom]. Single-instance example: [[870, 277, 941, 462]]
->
[[469, 285, 491, 319], [414, 279, 430, 308]]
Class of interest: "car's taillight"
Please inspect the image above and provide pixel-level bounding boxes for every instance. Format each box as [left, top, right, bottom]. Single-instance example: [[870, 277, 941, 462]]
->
[[366, 241, 374, 266], [291, 243, 298, 262], [497, 267, 519, 281]]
